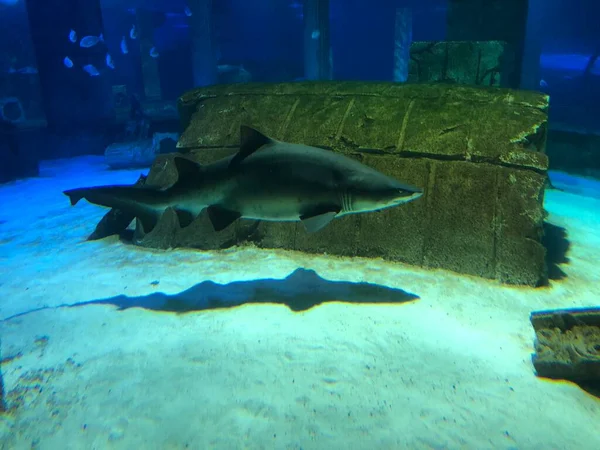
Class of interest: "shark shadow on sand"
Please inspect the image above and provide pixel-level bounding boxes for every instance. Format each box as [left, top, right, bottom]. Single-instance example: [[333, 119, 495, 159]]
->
[[542, 222, 570, 281], [70, 268, 419, 313]]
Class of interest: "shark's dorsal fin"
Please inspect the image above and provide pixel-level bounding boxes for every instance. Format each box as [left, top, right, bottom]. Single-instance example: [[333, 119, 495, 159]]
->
[[229, 125, 274, 169], [173, 157, 203, 186]]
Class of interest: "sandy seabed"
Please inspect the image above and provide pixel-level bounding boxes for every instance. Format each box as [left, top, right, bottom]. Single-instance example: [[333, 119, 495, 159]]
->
[[0, 156, 599, 450]]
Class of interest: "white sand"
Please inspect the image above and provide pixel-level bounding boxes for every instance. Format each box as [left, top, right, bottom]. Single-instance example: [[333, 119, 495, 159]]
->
[[1, 156, 599, 449]]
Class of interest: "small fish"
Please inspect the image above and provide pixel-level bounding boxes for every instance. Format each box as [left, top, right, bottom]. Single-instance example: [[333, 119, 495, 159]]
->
[[106, 53, 115, 69], [83, 64, 100, 76], [184, 6, 192, 16], [63, 56, 74, 68], [79, 33, 104, 48], [539, 79, 548, 88], [217, 64, 242, 73], [120, 36, 129, 54], [311, 30, 320, 39], [69, 29, 77, 43], [149, 47, 159, 58], [217, 64, 252, 83], [16, 66, 38, 74], [129, 25, 137, 40]]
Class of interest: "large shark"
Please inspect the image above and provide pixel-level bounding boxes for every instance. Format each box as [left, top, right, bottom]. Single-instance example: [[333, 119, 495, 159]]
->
[[64, 126, 423, 234]]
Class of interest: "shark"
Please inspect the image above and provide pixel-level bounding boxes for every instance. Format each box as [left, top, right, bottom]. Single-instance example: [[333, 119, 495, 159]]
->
[[64, 125, 423, 234]]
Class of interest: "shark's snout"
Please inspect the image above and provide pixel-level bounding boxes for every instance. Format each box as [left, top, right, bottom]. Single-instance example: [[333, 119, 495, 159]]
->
[[383, 183, 423, 206], [398, 188, 423, 204], [397, 183, 424, 200]]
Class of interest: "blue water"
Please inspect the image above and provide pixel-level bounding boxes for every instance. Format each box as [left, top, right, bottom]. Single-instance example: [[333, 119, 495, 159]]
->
[[1, 1, 600, 449]]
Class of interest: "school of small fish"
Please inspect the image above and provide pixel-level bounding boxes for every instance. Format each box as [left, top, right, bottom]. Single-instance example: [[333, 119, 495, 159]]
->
[[60, 5, 194, 77]]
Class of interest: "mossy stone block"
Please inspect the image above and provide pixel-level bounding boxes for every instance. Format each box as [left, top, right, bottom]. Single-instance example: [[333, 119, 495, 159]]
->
[[122, 81, 550, 285]]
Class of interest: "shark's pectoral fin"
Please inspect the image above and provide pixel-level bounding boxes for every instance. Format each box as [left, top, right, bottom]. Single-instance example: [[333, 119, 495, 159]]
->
[[300, 207, 340, 233], [229, 126, 275, 169], [207, 205, 241, 232]]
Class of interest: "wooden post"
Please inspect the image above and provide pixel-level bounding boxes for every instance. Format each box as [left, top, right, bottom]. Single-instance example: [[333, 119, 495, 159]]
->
[[304, 0, 332, 80], [393, 8, 412, 82], [189, 0, 217, 87], [136, 9, 162, 101]]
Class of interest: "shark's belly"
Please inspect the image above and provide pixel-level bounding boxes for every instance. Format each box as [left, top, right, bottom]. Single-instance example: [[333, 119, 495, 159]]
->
[[228, 183, 337, 221], [239, 199, 304, 221]]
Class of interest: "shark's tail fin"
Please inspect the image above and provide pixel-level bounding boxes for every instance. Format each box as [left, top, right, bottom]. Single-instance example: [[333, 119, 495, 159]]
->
[[63, 184, 167, 233]]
